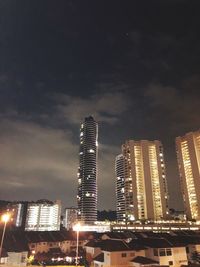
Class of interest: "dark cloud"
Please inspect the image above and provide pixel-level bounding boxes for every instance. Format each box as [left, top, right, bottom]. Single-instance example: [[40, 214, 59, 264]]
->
[[144, 83, 200, 135], [55, 89, 130, 125], [0, 117, 77, 205]]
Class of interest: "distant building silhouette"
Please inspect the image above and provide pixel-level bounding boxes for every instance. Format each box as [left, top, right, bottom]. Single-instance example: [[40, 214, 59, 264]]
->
[[64, 207, 77, 230]]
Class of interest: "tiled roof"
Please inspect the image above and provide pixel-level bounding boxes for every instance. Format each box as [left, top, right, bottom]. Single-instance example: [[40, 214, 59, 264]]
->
[[131, 256, 159, 264], [85, 240, 102, 247], [100, 239, 131, 252], [136, 237, 174, 248], [93, 253, 104, 262], [2, 231, 29, 252], [1, 248, 8, 257], [0, 229, 93, 253], [128, 240, 147, 251]]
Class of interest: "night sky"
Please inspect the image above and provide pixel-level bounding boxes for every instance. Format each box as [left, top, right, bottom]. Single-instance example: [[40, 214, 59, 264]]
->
[[0, 0, 200, 210]]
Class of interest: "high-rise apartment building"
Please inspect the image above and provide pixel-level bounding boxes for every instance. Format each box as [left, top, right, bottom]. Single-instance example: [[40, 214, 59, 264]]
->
[[115, 154, 126, 222], [25, 200, 61, 231], [77, 116, 98, 224], [176, 130, 200, 220], [120, 140, 169, 221]]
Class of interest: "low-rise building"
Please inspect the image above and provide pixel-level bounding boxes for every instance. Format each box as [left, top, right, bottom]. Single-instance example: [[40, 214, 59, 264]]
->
[[85, 232, 195, 267], [85, 239, 146, 267]]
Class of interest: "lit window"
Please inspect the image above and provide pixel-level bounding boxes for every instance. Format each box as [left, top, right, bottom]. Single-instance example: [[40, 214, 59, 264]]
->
[[89, 149, 94, 153], [80, 132, 83, 137]]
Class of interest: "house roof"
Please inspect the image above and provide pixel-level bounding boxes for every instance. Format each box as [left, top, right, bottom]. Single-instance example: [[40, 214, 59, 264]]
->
[[0, 229, 93, 253], [93, 253, 104, 262], [2, 231, 29, 252], [1, 248, 8, 258], [131, 256, 159, 265], [102, 231, 137, 240], [136, 237, 174, 248], [85, 239, 135, 252], [85, 240, 102, 248], [100, 239, 131, 252], [127, 241, 147, 251]]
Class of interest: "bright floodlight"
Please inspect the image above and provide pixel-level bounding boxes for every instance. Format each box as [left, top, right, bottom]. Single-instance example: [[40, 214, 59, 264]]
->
[[1, 213, 10, 223], [74, 223, 81, 232], [0, 213, 11, 260]]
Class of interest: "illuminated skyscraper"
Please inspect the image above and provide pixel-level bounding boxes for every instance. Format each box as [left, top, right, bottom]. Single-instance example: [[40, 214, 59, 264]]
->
[[77, 116, 98, 224], [115, 154, 126, 222], [25, 200, 61, 231], [176, 130, 200, 220], [121, 140, 169, 221]]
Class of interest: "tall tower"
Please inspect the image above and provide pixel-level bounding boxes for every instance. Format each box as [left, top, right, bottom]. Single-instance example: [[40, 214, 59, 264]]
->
[[77, 116, 98, 224], [176, 130, 200, 220], [121, 140, 169, 221], [115, 154, 126, 222]]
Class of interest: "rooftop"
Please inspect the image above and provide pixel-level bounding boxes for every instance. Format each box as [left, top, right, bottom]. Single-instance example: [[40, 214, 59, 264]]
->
[[131, 256, 159, 265]]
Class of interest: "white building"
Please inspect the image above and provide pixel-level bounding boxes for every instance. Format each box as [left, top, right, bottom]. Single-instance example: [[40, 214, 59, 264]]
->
[[121, 140, 169, 221], [176, 130, 200, 220], [25, 200, 61, 231]]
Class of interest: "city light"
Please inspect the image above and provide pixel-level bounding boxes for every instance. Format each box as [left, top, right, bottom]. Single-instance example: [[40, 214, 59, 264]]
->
[[0, 213, 10, 261], [1, 213, 10, 223], [74, 223, 81, 266]]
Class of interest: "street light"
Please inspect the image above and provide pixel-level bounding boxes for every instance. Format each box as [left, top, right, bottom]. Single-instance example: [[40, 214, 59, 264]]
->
[[0, 213, 10, 262], [74, 223, 81, 266]]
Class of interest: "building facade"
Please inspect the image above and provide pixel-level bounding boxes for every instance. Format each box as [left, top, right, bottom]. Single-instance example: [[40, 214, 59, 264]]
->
[[121, 140, 169, 221], [176, 130, 200, 220], [0, 201, 28, 229], [25, 200, 61, 231], [115, 154, 126, 222], [64, 207, 77, 230], [77, 116, 98, 224], [6, 202, 27, 228]]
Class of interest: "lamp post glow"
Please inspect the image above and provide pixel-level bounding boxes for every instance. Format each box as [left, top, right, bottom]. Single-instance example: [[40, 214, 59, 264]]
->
[[74, 223, 81, 266], [0, 213, 10, 262]]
